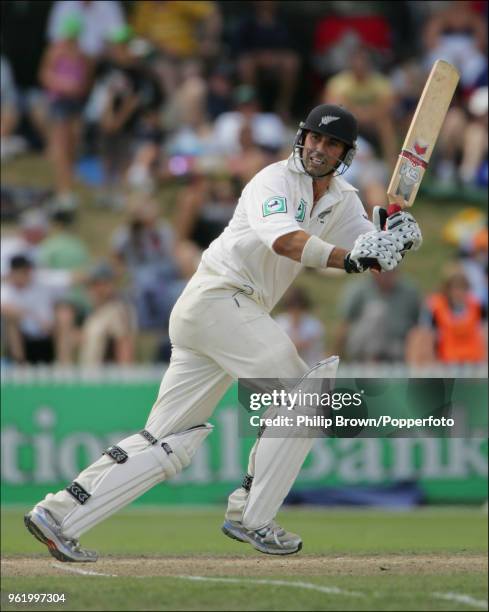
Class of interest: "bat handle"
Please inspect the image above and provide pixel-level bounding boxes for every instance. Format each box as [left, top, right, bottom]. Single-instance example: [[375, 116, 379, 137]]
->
[[386, 203, 402, 219], [369, 204, 403, 273]]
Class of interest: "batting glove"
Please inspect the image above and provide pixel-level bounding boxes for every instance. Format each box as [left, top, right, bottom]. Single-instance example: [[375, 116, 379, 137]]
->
[[344, 230, 404, 273], [373, 206, 423, 252]]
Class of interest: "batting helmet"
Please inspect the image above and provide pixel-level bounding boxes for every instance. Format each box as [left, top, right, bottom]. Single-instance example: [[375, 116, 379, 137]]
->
[[293, 104, 358, 177]]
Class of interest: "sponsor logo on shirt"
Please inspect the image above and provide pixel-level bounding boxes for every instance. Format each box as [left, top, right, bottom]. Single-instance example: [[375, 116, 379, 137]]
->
[[295, 199, 307, 223], [262, 196, 287, 217], [317, 210, 331, 223]]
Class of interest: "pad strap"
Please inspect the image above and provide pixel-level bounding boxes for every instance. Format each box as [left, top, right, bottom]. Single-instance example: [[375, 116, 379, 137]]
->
[[66, 481, 91, 505], [242, 473, 253, 492], [104, 445, 129, 464], [140, 429, 158, 445]]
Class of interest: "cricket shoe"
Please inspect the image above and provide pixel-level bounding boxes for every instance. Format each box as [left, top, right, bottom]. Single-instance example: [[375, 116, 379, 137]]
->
[[24, 506, 98, 563], [222, 519, 302, 555]]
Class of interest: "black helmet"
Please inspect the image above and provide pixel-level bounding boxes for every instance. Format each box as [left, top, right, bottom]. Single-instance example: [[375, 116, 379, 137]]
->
[[293, 104, 358, 177]]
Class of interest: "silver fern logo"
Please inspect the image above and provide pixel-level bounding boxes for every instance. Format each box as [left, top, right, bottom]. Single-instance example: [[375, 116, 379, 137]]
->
[[319, 115, 340, 127]]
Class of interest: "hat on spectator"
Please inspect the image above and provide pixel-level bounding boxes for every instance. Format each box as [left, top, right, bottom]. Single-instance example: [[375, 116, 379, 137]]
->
[[57, 14, 84, 40], [10, 254, 34, 270], [87, 261, 116, 284], [107, 24, 134, 44]]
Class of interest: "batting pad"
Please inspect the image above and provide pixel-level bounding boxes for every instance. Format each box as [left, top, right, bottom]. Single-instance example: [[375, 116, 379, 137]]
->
[[241, 356, 339, 530], [59, 424, 213, 539]]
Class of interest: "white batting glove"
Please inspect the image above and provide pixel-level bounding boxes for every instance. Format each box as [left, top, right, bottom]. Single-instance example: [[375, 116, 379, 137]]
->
[[344, 231, 404, 273], [373, 206, 423, 252]]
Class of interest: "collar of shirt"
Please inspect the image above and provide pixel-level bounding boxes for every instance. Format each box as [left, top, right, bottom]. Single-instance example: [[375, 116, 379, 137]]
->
[[286, 153, 358, 219]]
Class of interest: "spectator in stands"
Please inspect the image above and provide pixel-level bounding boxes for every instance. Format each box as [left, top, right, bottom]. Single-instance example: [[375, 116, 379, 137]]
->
[[460, 87, 488, 187], [213, 85, 288, 156], [0, 255, 72, 364], [422, 0, 487, 93], [1, 55, 27, 161], [407, 264, 486, 365], [226, 121, 274, 184], [312, 7, 394, 79], [324, 45, 397, 168], [130, 1, 222, 97], [174, 173, 238, 270], [233, 0, 300, 119], [1, 1, 52, 151], [163, 59, 214, 162], [206, 63, 234, 122], [335, 270, 421, 363], [111, 196, 187, 330], [39, 14, 94, 212], [275, 287, 325, 366], [342, 135, 388, 215], [96, 25, 164, 200], [79, 261, 137, 366], [47, 0, 126, 59], [38, 209, 89, 272], [389, 59, 427, 138], [435, 86, 488, 188], [167, 60, 208, 130], [36, 208, 91, 364], [1, 210, 49, 278], [460, 226, 488, 309]]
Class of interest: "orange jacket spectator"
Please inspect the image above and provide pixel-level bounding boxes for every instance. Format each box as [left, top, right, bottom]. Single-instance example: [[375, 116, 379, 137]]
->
[[428, 292, 485, 363], [407, 264, 487, 366]]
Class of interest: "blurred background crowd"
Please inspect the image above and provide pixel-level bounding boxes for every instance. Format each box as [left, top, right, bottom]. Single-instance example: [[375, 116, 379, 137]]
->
[[1, 0, 487, 368]]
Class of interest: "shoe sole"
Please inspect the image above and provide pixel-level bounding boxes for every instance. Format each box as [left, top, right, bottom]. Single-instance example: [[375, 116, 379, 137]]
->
[[221, 523, 246, 543], [221, 521, 302, 556], [24, 513, 73, 562], [24, 512, 97, 563]]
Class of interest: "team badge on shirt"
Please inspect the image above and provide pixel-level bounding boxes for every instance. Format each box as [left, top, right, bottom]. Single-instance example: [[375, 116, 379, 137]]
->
[[295, 199, 307, 222], [262, 196, 287, 216]]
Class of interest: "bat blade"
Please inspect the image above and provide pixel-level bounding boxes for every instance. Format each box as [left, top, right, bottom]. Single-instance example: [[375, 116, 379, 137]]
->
[[387, 60, 460, 208]]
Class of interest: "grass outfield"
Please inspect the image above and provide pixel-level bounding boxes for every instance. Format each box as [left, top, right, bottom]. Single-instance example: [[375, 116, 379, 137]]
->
[[1, 506, 487, 611]]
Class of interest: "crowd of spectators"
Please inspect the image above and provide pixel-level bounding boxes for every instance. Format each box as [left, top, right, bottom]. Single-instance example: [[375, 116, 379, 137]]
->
[[1, 0, 487, 367]]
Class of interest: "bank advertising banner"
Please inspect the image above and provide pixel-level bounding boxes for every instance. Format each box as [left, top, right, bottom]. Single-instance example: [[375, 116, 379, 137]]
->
[[1, 379, 487, 505]]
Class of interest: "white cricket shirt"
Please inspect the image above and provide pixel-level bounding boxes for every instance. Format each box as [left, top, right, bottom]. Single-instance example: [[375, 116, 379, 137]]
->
[[201, 154, 374, 311]]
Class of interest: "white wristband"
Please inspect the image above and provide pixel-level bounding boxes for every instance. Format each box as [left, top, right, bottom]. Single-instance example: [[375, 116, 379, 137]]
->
[[300, 235, 334, 269]]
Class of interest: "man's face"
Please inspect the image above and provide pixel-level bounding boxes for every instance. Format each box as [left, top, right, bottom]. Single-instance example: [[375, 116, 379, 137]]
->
[[89, 279, 115, 305], [302, 132, 347, 178], [9, 267, 33, 289], [446, 277, 469, 306]]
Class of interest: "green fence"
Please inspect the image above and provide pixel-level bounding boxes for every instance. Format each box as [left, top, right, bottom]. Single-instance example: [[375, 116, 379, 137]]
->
[[1, 379, 487, 505]]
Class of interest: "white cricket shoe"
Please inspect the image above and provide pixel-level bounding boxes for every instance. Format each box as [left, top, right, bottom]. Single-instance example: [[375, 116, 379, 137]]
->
[[24, 506, 98, 563], [222, 519, 302, 555]]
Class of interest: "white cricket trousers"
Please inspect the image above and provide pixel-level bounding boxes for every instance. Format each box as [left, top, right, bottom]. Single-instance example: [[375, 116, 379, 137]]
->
[[40, 264, 323, 533]]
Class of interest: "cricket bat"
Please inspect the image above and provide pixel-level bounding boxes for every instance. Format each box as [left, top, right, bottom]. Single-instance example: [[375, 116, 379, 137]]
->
[[386, 59, 460, 211]]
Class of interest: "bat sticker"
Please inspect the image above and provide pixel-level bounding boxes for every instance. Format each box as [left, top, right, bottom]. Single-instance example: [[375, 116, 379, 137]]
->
[[396, 160, 421, 200]]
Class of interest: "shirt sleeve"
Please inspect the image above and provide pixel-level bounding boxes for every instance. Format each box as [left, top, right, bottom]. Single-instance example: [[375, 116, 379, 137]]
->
[[324, 192, 374, 251], [245, 168, 302, 251]]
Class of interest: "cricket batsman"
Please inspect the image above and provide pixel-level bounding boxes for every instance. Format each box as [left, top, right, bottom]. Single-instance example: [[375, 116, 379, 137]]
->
[[24, 104, 422, 560]]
